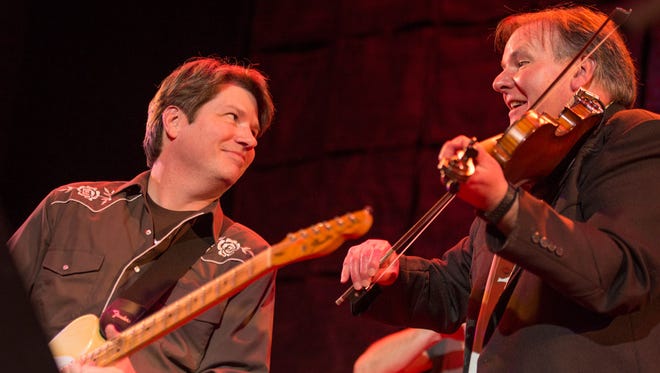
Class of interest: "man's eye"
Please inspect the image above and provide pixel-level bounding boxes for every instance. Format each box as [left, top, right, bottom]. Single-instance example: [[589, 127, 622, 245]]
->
[[226, 113, 238, 120], [517, 60, 529, 67]]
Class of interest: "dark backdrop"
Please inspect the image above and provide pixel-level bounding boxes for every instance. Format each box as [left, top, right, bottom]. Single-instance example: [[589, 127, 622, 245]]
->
[[3, 1, 660, 372]]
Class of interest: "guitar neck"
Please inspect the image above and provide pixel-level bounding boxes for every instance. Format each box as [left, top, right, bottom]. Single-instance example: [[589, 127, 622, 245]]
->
[[83, 248, 273, 366], [75, 207, 373, 367]]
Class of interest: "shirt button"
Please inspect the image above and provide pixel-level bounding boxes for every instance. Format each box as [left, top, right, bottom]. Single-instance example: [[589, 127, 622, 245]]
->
[[134, 266, 141, 273], [540, 236, 549, 248], [531, 232, 541, 244], [145, 229, 152, 236], [62, 264, 69, 271]]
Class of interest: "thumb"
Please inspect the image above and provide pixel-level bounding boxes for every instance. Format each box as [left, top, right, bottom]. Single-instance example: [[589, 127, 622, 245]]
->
[[104, 324, 121, 339], [375, 259, 399, 285]]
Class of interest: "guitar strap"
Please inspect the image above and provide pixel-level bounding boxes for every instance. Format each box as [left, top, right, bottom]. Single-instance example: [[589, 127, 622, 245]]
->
[[99, 213, 219, 334], [467, 254, 518, 372]]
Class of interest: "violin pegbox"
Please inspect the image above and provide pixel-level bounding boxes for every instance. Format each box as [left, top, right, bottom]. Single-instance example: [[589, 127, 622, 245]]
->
[[438, 138, 478, 193]]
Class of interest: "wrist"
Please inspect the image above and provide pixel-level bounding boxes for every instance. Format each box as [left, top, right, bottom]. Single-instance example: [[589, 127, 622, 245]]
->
[[478, 183, 518, 225]]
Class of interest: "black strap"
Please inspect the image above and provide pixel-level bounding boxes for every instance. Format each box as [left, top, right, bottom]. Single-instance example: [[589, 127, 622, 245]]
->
[[100, 213, 216, 333]]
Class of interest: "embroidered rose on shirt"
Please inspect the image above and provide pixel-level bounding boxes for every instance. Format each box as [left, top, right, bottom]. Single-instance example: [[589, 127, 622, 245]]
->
[[54, 185, 125, 212], [217, 237, 241, 257], [77, 186, 101, 201], [202, 236, 256, 265], [216, 237, 255, 258], [69, 185, 114, 204]]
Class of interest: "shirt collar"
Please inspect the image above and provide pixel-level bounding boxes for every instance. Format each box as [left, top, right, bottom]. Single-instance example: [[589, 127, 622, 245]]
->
[[112, 170, 226, 237], [112, 170, 150, 197]]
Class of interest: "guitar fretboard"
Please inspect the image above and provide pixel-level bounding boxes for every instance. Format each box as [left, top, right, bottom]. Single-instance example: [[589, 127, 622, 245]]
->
[[83, 249, 273, 366]]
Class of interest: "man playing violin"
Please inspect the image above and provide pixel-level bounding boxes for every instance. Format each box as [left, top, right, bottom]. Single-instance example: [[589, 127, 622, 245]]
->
[[340, 5, 660, 372]]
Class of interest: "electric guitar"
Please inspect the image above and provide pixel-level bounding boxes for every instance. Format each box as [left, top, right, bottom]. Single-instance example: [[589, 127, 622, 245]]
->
[[49, 207, 373, 369]]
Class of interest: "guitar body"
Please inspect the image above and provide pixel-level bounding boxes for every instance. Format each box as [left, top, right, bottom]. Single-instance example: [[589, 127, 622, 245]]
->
[[49, 314, 106, 369]]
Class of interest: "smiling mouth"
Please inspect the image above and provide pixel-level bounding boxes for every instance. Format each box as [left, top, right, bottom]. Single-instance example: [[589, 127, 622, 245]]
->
[[508, 100, 526, 110], [225, 150, 245, 164]]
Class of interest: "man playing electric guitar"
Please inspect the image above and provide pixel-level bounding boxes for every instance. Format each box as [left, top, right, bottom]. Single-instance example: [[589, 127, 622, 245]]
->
[[9, 57, 278, 372]]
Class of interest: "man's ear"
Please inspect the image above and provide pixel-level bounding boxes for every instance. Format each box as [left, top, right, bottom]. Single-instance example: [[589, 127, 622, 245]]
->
[[570, 57, 597, 92], [162, 106, 184, 139]]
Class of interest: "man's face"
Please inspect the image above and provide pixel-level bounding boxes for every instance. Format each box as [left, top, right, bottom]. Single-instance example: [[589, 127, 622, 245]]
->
[[172, 84, 260, 190], [492, 22, 575, 125]]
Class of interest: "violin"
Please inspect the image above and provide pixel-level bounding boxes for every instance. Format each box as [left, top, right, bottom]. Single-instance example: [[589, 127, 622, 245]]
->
[[335, 7, 631, 308], [474, 87, 605, 188], [334, 87, 605, 308]]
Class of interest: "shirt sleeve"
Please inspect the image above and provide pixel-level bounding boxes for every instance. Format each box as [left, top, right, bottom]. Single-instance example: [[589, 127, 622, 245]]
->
[[356, 232, 475, 333], [7, 192, 53, 295]]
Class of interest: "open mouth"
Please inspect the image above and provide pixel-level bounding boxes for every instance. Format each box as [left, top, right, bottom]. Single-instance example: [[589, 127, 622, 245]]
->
[[508, 100, 526, 110], [506, 100, 528, 123]]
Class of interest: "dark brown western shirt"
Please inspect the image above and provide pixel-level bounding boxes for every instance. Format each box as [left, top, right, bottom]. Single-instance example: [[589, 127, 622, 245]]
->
[[9, 171, 275, 372]]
